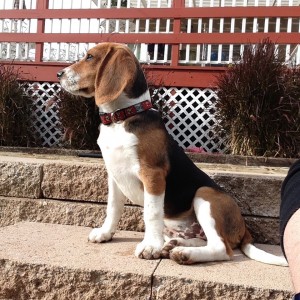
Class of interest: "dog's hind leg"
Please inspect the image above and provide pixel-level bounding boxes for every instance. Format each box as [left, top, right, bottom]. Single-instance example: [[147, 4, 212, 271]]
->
[[170, 193, 232, 265], [89, 174, 126, 243], [162, 237, 206, 258]]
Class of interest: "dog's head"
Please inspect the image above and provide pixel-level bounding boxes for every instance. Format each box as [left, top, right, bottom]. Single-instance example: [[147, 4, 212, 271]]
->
[[57, 42, 147, 105]]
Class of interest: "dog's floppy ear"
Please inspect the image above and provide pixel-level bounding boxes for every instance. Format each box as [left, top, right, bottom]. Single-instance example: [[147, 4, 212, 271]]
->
[[95, 45, 137, 105]]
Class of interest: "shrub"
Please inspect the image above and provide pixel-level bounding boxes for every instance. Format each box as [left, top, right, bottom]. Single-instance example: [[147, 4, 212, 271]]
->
[[0, 64, 36, 147], [58, 90, 100, 150], [215, 39, 300, 157]]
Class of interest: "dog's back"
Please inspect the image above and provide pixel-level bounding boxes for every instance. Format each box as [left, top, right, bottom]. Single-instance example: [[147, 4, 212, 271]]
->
[[124, 108, 220, 215]]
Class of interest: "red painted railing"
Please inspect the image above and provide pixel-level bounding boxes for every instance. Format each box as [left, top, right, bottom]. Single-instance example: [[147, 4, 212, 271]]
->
[[0, 0, 299, 87]]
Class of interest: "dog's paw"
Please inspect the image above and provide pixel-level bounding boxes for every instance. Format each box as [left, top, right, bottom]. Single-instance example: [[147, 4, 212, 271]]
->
[[135, 238, 164, 260], [88, 227, 113, 243], [170, 247, 192, 265], [161, 239, 179, 258]]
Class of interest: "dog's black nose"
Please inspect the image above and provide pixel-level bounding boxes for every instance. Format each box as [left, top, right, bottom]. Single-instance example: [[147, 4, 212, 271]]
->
[[57, 70, 64, 79]]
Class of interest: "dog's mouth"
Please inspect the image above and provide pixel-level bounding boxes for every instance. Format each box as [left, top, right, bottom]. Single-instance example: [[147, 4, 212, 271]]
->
[[64, 86, 94, 98], [76, 87, 95, 98], [78, 87, 90, 94], [60, 80, 77, 94], [59, 69, 81, 94], [59, 71, 94, 98]]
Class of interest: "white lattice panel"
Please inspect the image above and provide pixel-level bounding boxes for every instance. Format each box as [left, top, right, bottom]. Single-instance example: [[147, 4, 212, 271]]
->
[[154, 87, 226, 152], [23, 82, 225, 152], [24, 82, 63, 147]]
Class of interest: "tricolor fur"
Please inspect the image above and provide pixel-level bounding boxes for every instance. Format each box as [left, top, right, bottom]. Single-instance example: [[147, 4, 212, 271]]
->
[[58, 42, 287, 266]]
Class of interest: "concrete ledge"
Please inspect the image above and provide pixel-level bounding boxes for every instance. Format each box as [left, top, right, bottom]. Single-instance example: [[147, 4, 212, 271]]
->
[[152, 243, 293, 299], [0, 222, 154, 300], [1, 147, 296, 167], [211, 173, 283, 217], [0, 196, 145, 232], [0, 160, 42, 198], [0, 152, 289, 244], [0, 222, 293, 300], [42, 162, 108, 201], [0, 196, 281, 244], [0, 152, 288, 210]]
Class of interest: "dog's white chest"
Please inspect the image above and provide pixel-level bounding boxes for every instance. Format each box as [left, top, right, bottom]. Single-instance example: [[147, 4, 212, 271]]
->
[[98, 124, 144, 206]]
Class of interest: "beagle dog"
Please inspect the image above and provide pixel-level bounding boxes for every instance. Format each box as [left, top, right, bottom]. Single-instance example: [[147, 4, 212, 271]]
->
[[58, 42, 287, 266]]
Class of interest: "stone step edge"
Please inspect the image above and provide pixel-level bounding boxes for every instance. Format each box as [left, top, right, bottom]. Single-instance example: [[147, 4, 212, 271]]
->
[[0, 222, 293, 300], [0, 146, 297, 167], [0, 196, 283, 245], [0, 153, 288, 217]]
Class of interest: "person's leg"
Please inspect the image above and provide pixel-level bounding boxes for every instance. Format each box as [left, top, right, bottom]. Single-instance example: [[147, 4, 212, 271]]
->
[[280, 159, 300, 294], [283, 208, 300, 293]]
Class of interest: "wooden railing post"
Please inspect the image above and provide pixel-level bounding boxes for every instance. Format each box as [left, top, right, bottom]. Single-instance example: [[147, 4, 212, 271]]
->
[[35, 0, 49, 63], [171, 0, 185, 67]]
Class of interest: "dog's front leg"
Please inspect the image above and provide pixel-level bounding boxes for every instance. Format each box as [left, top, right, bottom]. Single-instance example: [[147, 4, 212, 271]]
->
[[89, 174, 125, 243], [135, 191, 165, 259]]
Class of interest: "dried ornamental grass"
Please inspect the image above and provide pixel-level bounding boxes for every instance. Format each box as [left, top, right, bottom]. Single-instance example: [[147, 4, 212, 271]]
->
[[0, 64, 35, 147], [58, 90, 100, 150], [215, 40, 300, 158]]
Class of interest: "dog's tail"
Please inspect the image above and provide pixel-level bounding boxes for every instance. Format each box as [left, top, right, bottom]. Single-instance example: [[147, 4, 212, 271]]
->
[[240, 229, 288, 266]]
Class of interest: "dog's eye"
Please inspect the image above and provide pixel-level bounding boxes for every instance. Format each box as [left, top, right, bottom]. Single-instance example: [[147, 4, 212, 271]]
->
[[86, 54, 93, 61]]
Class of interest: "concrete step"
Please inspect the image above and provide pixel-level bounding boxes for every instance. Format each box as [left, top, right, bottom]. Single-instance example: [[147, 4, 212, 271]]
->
[[0, 222, 293, 300], [0, 151, 291, 244]]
